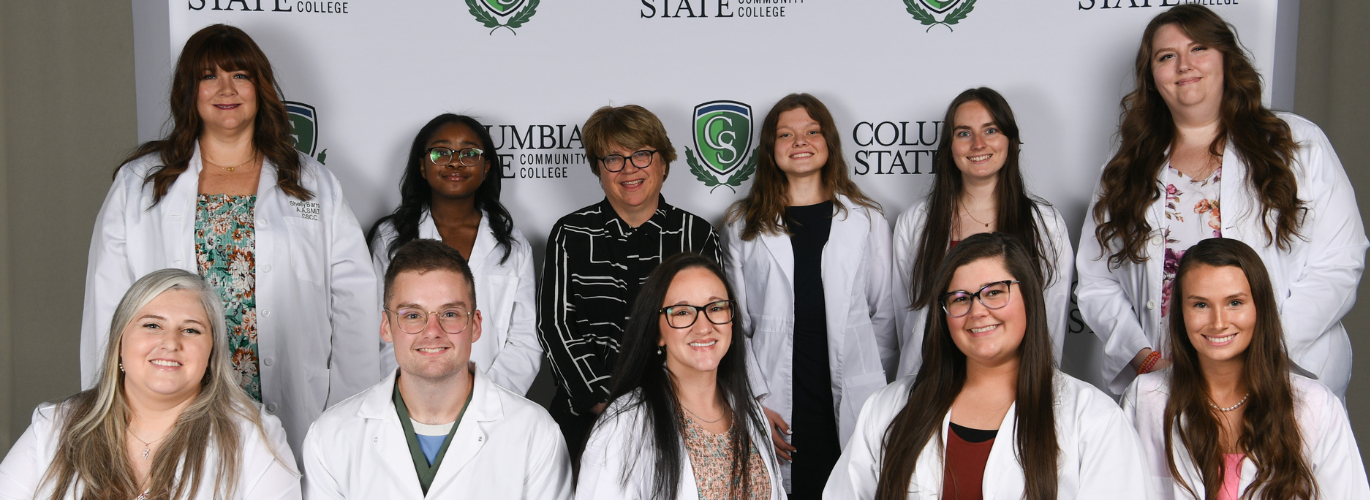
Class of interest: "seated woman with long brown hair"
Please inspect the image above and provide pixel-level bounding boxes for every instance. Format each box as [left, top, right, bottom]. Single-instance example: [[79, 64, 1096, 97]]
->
[[826, 233, 1147, 500], [0, 269, 298, 499], [1123, 238, 1369, 499]]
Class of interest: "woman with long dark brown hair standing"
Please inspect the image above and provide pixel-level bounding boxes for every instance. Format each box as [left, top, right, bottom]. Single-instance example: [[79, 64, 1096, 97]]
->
[[723, 93, 897, 498], [1077, 5, 1366, 397], [892, 87, 1072, 379], [1122, 238, 1368, 499], [826, 233, 1146, 500], [79, 24, 378, 459]]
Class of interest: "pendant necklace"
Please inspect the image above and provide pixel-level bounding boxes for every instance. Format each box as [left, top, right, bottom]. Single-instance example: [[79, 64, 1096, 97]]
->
[[1210, 392, 1250, 412], [128, 429, 163, 460], [962, 206, 994, 229], [203, 151, 257, 173]]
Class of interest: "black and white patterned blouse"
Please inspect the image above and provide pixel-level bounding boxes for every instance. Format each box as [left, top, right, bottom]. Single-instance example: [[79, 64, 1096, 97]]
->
[[537, 196, 723, 417]]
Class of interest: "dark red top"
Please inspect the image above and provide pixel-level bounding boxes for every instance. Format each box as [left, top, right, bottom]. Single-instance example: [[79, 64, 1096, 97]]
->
[[949, 240, 961, 249], [942, 423, 996, 500]]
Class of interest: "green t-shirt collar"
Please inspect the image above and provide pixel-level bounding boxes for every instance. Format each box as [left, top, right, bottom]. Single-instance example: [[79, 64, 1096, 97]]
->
[[393, 375, 475, 495]]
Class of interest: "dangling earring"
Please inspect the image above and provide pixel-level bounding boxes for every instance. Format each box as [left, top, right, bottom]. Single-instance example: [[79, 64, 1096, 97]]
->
[[657, 345, 664, 355], [118, 362, 124, 372]]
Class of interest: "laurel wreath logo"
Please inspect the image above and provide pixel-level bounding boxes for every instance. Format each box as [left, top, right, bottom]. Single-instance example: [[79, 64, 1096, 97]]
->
[[904, 0, 975, 32], [686, 147, 758, 193], [467, 0, 539, 35]]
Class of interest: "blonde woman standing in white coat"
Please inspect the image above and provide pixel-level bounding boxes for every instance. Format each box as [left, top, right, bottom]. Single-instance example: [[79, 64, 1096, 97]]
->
[[723, 93, 897, 498], [1122, 238, 1368, 500], [893, 87, 1072, 379], [368, 114, 541, 394], [80, 25, 378, 459], [826, 233, 1147, 500], [577, 253, 784, 500], [1078, 5, 1366, 397]]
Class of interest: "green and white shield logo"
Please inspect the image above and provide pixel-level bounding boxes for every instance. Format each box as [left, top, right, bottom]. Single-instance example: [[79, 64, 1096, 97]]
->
[[686, 100, 758, 193], [285, 101, 317, 157], [903, 0, 975, 32], [466, 0, 539, 35]]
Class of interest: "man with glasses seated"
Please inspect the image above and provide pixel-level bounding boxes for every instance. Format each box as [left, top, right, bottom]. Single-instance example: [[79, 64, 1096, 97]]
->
[[538, 104, 724, 461], [302, 240, 571, 498]]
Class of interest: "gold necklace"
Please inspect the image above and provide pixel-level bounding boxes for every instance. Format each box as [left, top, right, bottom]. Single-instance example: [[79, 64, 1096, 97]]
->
[[680, 403, 724, 424], [203, 152, 257, 173], [962, 206, 995, 229]]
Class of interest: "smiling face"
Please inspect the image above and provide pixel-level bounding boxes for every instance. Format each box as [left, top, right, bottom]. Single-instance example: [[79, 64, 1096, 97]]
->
[[658, 267, 734, 377], [599, 141, 664, 218], [944, 257, 1026, 369], [382, 269, 482, 382], [119, 289, 214, 405], [1150, 23, 1224, 119], [196, 65, 258, 136], [422, 122, 490, 202], [773, 107, 829, 181], [1180, 264, 1256, 368], [950, 100, 1009, 184]]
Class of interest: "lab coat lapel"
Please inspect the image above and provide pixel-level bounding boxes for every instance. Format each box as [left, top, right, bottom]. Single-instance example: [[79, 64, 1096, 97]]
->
[[758, 222, 795, 288], [466, 210, 495, 272], [429, 367, 497, 492], [357, 370, 427, 498], [981, 401, 1021, 500], [823, 201, 863, 328], [160, 146, 203, 272]]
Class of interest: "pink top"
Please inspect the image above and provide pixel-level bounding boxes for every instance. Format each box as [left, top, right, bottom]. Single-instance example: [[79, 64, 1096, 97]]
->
[[1218, 453, 1244, 500]]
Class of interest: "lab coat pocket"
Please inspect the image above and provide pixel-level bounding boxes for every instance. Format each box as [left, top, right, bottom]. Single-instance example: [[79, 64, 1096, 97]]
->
[[283, 217, 325, 286]]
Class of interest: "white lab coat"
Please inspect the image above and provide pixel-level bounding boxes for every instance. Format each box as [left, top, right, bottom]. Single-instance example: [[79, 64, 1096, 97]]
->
[[576, 391, 787, 500], [301, 366, 572, 499], [1077, 113, 1367, 396], [891, 200, 1074, 378], [825, 372, 1149, 500], [80, 146, 381, 458], [722, 196, 899, 489], [1122, 370, 1369, 499], [0, 401, 300, 500], [370, 208, 542, 393]]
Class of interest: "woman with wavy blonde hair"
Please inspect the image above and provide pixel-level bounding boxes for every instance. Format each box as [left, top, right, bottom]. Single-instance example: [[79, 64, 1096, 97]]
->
[[0, 269, 299, 499], [1077, 5, 1366, 397]]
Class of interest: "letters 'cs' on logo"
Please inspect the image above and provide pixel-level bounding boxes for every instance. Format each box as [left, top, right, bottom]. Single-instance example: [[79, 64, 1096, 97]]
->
[[903, 0, 976, 32], [686, 100, 758, 193], [467, 0, 540, 35], [285, 101, 327, 164]]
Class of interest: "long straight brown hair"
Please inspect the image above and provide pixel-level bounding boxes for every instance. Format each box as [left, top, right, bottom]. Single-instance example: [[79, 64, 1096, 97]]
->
[[119, 24, 311, 203], [1092, 5, 1301, 267], [727, 93, 880, 240], [39, 269, 285, 500], [876, 232, 1058, 500], [907, 88, 1056, 311], [1165, 238, 1316, 499]]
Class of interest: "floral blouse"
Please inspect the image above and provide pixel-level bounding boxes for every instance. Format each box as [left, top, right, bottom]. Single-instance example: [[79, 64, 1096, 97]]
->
[[681, 412, 772, 500], [195, 194, 261, 401], [1161, 165, 1223, 326]]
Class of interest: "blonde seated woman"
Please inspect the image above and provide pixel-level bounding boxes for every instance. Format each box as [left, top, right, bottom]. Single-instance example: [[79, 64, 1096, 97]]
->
[[0, 269, 299, 499]]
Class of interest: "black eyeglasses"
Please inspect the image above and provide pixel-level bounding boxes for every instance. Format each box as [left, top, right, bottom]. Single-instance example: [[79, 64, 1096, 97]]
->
[[659, 300, 734, 329], [940, 280, 1019, 318], [428, 147, 485, 167], [598, 149, 656, 173]]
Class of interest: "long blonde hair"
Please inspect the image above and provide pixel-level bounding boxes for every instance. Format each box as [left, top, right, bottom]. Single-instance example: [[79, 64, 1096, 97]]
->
[[40, 269, 285, 499]]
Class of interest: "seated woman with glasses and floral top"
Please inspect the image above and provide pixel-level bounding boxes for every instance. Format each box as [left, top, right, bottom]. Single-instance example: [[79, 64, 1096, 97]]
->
[[825, 233, 1148, 500], [576, 252, 785, 499], [538, 104, 723, 461], [369, 114, 542, 396]]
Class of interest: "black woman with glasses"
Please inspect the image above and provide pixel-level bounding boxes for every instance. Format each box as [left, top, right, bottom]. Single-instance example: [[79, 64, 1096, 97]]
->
[[539, 104, 723, 462], [578, 252, 784, 499], [368, 114, 542, 394], [722, 93, 896, 499], [826, 233, 1147, 500]]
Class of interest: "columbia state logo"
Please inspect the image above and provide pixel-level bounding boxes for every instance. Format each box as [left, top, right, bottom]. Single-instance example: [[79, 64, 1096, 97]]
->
[[285, 101, 327, 164], [903, 0, 976, 32], [685, 100, 758, 193], [466, 0, 540, 35]]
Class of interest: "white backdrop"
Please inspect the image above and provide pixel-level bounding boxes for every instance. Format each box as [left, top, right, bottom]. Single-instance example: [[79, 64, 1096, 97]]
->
[[133, 0, 1297, 390]]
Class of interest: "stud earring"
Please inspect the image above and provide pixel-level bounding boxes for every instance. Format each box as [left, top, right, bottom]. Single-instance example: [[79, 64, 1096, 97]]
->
[[119, 362, 124, 372]]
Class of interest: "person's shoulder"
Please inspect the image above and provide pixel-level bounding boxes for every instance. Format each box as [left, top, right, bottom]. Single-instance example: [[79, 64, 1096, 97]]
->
[[117, 151, 164, 179], [550, 201, 608, 229], [895, 201, 931, 228], [866, 376, 916, 417], [1289, 374, 1339, 414], [312, 377, 389, 428], [1055, 371, 1126, 416], [490, 383, 561, 432], [1274, 112, 1322, 136]]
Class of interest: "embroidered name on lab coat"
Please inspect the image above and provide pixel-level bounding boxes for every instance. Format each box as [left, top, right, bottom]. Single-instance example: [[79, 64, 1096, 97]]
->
[[290, 200, 322, 221]]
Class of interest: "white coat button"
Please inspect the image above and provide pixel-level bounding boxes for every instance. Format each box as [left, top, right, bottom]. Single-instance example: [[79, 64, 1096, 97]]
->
[[262, 310, 271, 318], [1146, 300, 1156, 310], [263, 357, 273, 367], [262, 264, 272, 272], [266, 403, 277, 413], [257, 219, 268, 227], [1150, 235, 1163, 246]]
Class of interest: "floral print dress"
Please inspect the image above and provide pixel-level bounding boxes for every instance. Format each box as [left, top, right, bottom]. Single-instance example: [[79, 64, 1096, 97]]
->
[[1161, 165, 1222, 325], [681, 412, 772, 500], [195, 194, 262, 401]]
